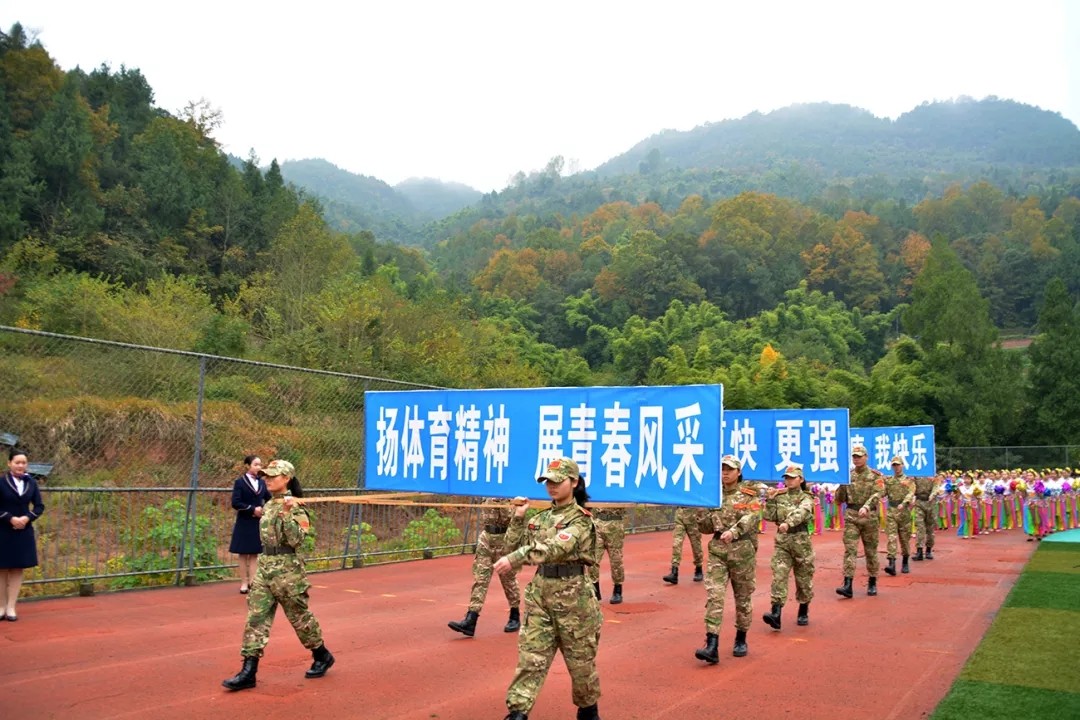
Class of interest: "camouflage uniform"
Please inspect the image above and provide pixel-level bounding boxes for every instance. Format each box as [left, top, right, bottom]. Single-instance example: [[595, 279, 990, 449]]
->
[[763, 486, 815, 606], [883, 470, 915, 561], [503, 500, 602, 715], [836, 465, 884, 578], [912, 475, 940, 552], [466, 498, 520, 613], [588, 507, 626, 585], [696, 483, 761, 633], [670, 506, 704, 567], [240, 491, 323, 658]]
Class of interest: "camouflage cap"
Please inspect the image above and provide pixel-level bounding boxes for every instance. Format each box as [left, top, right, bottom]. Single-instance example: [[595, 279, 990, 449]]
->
[[851, 445, 868, 457], [537, 457, 579, 484], [782, 465, 804, 479], [262, 459, 295, 477], [721, 454, 742, 470], [891, 455, 905, 466]]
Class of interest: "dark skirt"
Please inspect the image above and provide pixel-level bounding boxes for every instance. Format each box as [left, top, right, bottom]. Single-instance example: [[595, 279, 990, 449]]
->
[[0, 523, 38, 568], [230, 513, 263, 555]]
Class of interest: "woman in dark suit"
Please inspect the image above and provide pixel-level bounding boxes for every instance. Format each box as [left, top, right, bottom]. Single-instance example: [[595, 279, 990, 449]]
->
[[0, 448, 45, 620], [229, 455, 270, 593]]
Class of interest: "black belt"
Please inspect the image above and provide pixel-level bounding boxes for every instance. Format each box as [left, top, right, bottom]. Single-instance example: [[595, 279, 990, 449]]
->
[[916, 496, 930, 501], [785, 523, 809, 534], [595, 511, 622, 521], [536, 564, 585, 578], [484, 524, 508, 534], [262, 545, 296, 556]]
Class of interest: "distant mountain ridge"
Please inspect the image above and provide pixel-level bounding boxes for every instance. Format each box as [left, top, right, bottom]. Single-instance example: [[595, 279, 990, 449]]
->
[[597, 98, 1080, 177], [281, 98, 1080, 247], [277, 159, 482, 242]]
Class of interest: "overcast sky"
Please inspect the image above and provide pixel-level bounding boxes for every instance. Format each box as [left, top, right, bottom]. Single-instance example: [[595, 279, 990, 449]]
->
[[4, 1, 1078, 192]]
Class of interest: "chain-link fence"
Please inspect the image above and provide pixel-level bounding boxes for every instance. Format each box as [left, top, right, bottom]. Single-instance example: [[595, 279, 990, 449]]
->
[[0, 326, 676, 599]]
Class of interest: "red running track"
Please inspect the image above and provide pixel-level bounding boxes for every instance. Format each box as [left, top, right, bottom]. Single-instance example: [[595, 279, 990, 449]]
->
[[0, 528, 1034, 720]]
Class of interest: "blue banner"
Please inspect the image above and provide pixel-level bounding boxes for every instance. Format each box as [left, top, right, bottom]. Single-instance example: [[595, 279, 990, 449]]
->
[[850, 425, 936, 475], [365, 385, 723, 506], [723, 409, 850, 484]]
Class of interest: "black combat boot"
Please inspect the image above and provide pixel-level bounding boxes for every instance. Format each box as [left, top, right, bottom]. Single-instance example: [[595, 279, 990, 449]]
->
[[836, 577, 853, 598], [576, 703, 600, 720], [901, 556, 910, 574], [884, 557, 897, 576], [762, 602, 782, 630], [593, 581, 601, 600], [867, 577, 878, 596], [504, 607, 520, 632], [694, 632, 719, 664], [305, 644, 335, 678], [925, 547, 934, 560], [733, 629, 748, 657], [797, 602, 810, 626], [448, 610, 479, 636], [913, 547, 924, 561], [693, 565, 704, 582], [662, 565, 679, 584], [222, 656, 259, 691], [610, 583, 623, 605], [504, 712, 528, 720]]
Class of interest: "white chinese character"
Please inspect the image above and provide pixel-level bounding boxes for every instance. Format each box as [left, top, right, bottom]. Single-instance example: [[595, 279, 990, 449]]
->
[[482, 404, 511, 484], [601, 402, 632, 488], [910, 433, 928, 470], [874, 434, 891, 469], [672, 403, 704, 492], [376, 406, 400, 477], [568, 403, 597, 486], [454, 404, 481, 481], [809, 420, 838, 473], [730, 418, 758, 471], [774, 419, 804, 471], [535, 405, 565, 477], [636, 407, 667, 489], [428, 405, 452, 480], [400, 405, 425, 478]]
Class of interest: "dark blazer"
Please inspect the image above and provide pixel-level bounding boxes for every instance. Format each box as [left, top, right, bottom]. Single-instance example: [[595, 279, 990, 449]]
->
[[229, 474, 271, 554], [0, 472, 45, 568]]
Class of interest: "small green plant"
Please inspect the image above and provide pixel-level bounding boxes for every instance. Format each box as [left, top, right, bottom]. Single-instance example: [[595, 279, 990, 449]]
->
[[401, 509, 462, 557], [112, 499, 228, 588]]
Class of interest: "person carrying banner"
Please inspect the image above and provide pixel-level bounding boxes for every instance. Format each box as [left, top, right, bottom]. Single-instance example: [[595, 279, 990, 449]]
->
[[835, 445, 885, 598], [912, 472, 942, 560], [761, 465, 815, 630], [589, 506, 626, 604], [222, 459, 334, 691], [494, 458, 603, 720], [694, 455, 761, 663], [662, 507, 704, 584], [883, 456, 916, 576], [448, 497, 522, 636]]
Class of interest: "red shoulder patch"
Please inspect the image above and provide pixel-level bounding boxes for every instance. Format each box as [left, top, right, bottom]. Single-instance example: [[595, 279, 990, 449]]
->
[[739, 486, 758, 497], [580, 507, 592, 517], [556, 531, 572, 542]]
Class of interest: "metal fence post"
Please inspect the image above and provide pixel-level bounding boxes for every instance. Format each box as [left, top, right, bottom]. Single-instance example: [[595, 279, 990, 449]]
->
[[176, 356, 207, 586]]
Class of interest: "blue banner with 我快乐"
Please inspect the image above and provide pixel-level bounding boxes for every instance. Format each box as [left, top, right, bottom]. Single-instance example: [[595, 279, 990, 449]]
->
[[365, 385, 723, 506], [850, 425, 936, 475], [723, 408, 850, 484]]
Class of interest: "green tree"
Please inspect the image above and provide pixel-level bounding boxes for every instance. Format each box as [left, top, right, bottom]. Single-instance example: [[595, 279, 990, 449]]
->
[[1025, 277, 1080, 442]]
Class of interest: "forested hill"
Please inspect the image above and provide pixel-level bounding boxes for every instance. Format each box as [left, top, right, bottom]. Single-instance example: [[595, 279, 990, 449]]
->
[[597, 99, 1080, 178], [278, 159, 481, 242]]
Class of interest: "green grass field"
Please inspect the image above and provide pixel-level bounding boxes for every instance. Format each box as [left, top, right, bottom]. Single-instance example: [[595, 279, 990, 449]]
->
[[932, 540, 1080, 719]]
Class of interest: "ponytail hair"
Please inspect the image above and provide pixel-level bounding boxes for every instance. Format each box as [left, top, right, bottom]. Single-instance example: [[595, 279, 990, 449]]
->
[[287, 476, 304, 498], [572, 475, 590, 509]]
